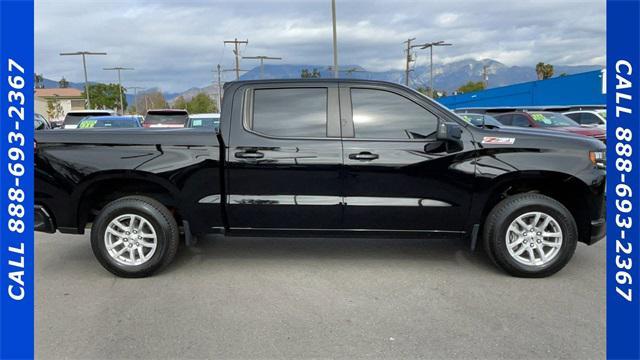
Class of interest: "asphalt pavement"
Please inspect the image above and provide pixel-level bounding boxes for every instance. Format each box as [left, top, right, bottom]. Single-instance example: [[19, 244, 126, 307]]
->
[[35, 232, 605, 359]]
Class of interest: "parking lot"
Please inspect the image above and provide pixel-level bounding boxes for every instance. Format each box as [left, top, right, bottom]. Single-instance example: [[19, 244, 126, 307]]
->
[[36, 232, 604, 359]]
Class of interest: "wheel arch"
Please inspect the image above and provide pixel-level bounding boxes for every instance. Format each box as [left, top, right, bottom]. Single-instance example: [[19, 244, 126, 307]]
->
[[73, 171, 183, 231], [476, 170, 593, 244]]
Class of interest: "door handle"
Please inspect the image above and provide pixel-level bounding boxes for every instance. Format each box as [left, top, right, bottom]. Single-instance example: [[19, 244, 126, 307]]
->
[[235, 151, 264, 159], [349, 152, 379, 161]]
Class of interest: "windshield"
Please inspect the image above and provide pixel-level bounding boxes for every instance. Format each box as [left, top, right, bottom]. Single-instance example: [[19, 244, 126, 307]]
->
[[189, 117, 219, 129], [63, 112, 111, 126], [78, 118, 139, 128], [529, 112, 580, 127], [145, 113, 189, 125], [458, 113, 502, 127]]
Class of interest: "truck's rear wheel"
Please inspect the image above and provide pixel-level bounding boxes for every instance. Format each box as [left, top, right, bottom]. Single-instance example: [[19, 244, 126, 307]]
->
[[91, 196, 179, 278], [483, 193, 578, 277]]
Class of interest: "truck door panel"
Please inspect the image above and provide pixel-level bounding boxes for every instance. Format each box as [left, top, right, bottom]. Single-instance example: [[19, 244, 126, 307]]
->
[[226, 84, 344, 229]]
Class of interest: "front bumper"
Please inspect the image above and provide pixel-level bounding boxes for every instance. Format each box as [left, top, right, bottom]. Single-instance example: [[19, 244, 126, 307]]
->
[[35, 205, 56, 233]]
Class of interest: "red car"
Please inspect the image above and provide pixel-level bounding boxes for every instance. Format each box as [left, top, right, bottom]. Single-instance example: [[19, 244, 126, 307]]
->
[[143, 109, 189, 128], [493, 111, 606, 143]]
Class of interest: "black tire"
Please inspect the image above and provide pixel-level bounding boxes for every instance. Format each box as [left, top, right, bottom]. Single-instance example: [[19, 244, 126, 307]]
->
[[91, 196, 179, 278], [483, 193, 578, 278]]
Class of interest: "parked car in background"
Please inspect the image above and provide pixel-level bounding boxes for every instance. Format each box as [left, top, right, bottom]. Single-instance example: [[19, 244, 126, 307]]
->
[[493, 111, 606, 143], [143, 109, 189, 128], [456, 113, 504, 128], [35, 113, 52, 130], [187, 113, 220, 130], [63, 110, 116, 129], [77, 116, 142, 129], [564, 109, 606, 130]]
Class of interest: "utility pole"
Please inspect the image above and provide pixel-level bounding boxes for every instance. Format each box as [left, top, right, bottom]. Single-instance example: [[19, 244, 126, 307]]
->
[[213, 65, 237, 111], [242, 56, 282, 79], [103, 67, 134, 114], [224, 38, 249, 80], [483, 65, 489, 88], [403, 38, 416, 86], [331, 0, 339, 78], [59, 51, 107, 109], [420, 41, 452, 97], [128, 86, 144, 113]]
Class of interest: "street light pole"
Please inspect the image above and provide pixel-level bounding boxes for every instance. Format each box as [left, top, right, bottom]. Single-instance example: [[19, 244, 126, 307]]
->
[[103, 67, 134, 114], [128, 86, 144, 113], [242, 56, 282, 79], [331, 0, 339, 78], [60, 51, 107, 109], [420, 41, 452, 97]]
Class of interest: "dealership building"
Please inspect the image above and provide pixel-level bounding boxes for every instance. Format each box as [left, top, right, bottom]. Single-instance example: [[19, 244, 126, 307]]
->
[[438, 70, 605, 110]]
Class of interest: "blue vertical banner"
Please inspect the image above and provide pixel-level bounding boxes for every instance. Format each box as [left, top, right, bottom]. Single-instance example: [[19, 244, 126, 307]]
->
[[607, 0, 640, 359], [0, 0, 35, 359]]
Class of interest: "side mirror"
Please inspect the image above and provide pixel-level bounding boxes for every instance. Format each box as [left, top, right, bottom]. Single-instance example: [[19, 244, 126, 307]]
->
[[426, 121, 463, 153]]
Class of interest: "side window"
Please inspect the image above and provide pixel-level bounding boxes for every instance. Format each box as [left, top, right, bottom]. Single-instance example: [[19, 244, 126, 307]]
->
[[512, 114, 531, 127], [565, 113, 580, 122], [350, 88, 438, 139], [580, 113, 600, 125], [495, 114, 512, 125], [250, 88, 328, 137]]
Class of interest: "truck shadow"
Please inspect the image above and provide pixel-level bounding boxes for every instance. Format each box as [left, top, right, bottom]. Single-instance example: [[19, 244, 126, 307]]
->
[[168, 235, 500, 275]]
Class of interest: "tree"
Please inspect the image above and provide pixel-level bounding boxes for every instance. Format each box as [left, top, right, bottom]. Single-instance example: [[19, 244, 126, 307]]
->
[[58, 77, 69, 88], [456, 81, 485, 94], [84, 83, 127, 110], [173, 96, 188, 110], [536, 62, 554, 80], [186, 93, 218, 113], [34, 73, 44, 89], [136, 91, 169, 114], [46, 96, 64, 120], [301, 68, 321, 78]]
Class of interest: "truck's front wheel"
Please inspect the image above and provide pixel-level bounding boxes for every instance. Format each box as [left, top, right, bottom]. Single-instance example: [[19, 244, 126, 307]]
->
[[483, 193, 578, 277], [91, 196, 179, 278]]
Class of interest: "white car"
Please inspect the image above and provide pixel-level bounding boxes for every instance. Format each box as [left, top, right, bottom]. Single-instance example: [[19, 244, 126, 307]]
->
[[62, 110, 116, 129], [563, 109, 606, 130]]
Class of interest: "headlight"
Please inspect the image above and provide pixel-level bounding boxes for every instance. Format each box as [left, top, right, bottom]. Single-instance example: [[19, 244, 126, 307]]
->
[[589, 150, 606, 169]]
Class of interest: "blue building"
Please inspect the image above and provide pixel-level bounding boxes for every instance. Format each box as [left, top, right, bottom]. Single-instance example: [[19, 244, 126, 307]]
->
[[438, 70, 605, 109]]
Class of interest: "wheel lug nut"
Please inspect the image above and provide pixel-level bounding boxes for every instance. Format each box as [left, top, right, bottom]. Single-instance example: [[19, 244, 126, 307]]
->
[[124, 238, 128, 242], [138, 236, 142, 239], [537, 240, 542, 243], [126, 232, 130, 235], [537, 232, 541, 236], [530, 243, 535, 247], [523, 232, 528, 236]]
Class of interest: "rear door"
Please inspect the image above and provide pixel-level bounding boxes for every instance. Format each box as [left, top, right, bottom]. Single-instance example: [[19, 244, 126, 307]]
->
[[339, 83, 476, 233], [226, 83, 344, 230]]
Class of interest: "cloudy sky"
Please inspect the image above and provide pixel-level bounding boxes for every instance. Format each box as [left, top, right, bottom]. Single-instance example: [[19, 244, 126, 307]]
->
[[36, 0, 605, 93]]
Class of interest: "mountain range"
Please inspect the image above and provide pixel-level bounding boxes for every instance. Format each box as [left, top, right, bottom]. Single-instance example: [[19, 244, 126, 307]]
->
[[39, 58, 601, 106]]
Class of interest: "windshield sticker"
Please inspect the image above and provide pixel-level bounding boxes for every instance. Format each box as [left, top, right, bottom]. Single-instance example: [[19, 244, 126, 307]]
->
[[78, 120, 97, 128], [460, 115, 471, 123], [482, 136, 515, 145], [193, 119, 202, 126], [531, 113, 552, 124]]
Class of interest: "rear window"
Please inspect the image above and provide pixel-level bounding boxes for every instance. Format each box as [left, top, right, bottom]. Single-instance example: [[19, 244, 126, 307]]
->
[[145, 112, 189, 126], [249, 88, 327, 137]]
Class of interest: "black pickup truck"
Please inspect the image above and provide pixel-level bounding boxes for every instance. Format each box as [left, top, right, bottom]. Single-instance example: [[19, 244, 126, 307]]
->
[[35, 80, 606, 278]]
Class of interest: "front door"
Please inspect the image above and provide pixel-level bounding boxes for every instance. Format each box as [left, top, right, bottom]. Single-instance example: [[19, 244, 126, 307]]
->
[[226, 84, 344, 230], [339, 83, 476, 234]]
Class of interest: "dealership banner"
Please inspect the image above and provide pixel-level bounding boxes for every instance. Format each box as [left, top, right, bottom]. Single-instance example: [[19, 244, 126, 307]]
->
[[0, 0, 35, 359], [607, 0, 640, 359]]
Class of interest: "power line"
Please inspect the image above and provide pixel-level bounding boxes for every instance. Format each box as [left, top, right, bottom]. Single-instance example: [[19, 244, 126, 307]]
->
[[59, 51, 107, 109], [242, 55, 282, 79], [223, 38, 249, 80], [103, 67, 134, 114]]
